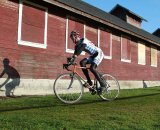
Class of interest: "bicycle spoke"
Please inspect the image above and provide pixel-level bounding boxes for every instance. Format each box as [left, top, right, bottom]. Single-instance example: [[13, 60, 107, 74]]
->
[[53, 73, 83, 104], [98, 74, 120, 101]]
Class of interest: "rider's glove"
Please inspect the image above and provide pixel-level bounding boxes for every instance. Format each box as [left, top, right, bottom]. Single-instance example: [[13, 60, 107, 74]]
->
[[68, 55, 77, 65]]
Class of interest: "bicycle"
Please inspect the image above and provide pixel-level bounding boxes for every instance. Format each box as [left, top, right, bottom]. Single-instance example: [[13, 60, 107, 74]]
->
[[53, 58, 120, 104]]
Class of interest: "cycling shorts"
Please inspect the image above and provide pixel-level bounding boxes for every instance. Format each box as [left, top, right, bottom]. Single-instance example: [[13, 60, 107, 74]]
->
[[87, 48, 104, 66]]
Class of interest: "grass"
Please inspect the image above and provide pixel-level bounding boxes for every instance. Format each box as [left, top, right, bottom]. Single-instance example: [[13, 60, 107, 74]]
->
[[0, 86, 160, 130]]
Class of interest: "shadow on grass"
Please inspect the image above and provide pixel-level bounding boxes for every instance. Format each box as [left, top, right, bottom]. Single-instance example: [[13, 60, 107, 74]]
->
[[0, 95, 62, 113], [72, 92, 160, 106], [117, 92, 160, 100], [0, 105, 57, 113], [0, 92, 160, 113], [0, 95, 106, 113], [73, 92, 160, 106]]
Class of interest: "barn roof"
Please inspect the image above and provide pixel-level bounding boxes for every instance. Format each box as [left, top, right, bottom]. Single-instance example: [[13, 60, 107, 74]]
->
[[153, 28, 160, 37], [110, 4, 147, 22], [43, 0, 160, 46]]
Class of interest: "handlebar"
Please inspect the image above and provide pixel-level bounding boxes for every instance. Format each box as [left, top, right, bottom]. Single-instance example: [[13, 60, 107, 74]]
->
[[63, 64, 70, 71], [63, 62, 77, 71], [63, 57, 77, 71]]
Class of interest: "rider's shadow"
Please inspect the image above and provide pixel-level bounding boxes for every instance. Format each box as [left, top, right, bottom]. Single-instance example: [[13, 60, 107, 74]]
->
[[143, 80, 148, 88], [0, 58, 20, 96]]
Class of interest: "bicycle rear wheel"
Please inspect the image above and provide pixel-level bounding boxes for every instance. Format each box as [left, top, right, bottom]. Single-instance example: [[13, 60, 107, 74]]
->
[[53, 73, 83, 104], [98, 74, 120, 101]]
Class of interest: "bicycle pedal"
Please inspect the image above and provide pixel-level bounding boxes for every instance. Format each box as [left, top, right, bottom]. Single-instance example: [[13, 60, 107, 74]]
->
[[97, 87, 106, 95], [91, 91, 96, 95], [89, 88, 96, 95]]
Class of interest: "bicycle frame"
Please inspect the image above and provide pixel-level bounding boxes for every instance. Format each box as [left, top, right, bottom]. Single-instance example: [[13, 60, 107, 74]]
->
[[66, 64, 98, 89], [70, 64, 90, 83]]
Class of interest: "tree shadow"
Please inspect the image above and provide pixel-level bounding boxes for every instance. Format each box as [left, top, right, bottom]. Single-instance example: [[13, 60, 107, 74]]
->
[[0, 58, 20, 96]]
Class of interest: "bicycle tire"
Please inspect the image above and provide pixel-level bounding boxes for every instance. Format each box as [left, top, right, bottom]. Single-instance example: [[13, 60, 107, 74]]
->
[[98, 73, 120, 101], [53, 73, 83, 104]]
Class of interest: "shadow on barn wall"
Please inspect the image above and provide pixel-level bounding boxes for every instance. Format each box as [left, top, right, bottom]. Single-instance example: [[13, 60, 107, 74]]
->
[[0, 58, 20, 96], [143, 80, 148, 88]]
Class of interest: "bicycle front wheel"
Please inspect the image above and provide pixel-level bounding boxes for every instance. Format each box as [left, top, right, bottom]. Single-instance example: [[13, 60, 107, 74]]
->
[[53, 73, 83, 104], [98, 74, 120, 101]]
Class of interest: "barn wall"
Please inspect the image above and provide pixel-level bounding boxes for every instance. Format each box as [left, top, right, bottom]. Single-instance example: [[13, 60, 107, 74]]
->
[[0, 0, 160, 96]]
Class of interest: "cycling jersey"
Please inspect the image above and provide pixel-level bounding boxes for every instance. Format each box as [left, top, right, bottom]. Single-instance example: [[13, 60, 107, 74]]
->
[[74, 38, 104, 65], [83, 38, 98, 55]]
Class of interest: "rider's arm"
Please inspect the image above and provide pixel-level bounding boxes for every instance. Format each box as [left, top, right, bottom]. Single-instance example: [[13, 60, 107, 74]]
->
[[69, 39, 85, 63], [73, 43, 86, 56], [69, 44, 85, 64]]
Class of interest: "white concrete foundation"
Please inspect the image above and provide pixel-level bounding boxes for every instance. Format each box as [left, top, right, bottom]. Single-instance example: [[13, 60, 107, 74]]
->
[[0, 78, 159, 96]]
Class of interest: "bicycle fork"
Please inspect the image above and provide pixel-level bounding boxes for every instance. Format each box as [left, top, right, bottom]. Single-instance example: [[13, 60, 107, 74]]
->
[[68, 73, 75, 89]]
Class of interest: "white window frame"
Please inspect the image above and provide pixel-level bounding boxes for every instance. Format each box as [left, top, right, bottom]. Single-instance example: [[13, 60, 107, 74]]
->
[[121, 35, 131, 63], [98, 28, 112, 59], [138, 42, 146, 65], [151, 46, 157, 67], [65, 15, 85, 54], [18, 0, 48, 49]]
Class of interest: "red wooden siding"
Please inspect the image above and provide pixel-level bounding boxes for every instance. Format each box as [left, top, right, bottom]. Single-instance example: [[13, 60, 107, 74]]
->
[[67, 17, 84, 51], [22, 2, 45, 43], [0, 0, 160, 83], [47, 12, 66, 53], [127, 15, 141, 28], [99, 29, 111, 57], [85, 25, 98, 46], [0, 0, 18, 46], [121, 36, 131, 61]]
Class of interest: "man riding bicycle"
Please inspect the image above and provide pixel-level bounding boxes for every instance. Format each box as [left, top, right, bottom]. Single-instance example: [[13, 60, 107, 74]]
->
[[69, 30, 106, 93]]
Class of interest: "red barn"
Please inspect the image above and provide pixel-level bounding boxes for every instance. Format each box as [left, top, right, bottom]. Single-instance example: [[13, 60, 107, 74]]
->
[[0, 0, 160, 96]]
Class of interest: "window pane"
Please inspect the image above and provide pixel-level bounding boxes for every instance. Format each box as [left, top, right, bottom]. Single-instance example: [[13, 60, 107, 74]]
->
[[22, 2, 45, 44], [100, 29, 111, 57], [85, 25, 98, 46], [151, 47, 157, 67], [138, 43, 145, 65], [121, 36, 131, 61], [67, 17, 84, 50]]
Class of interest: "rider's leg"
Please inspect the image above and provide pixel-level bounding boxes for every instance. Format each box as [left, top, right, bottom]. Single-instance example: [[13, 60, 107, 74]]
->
[[80, 58, 92, 86], [90, 63, 106, 88]]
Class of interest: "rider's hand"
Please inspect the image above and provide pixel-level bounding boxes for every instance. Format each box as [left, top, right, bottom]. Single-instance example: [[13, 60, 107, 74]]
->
[[68, 55, 77, 65], [69, 57, 75, 64]]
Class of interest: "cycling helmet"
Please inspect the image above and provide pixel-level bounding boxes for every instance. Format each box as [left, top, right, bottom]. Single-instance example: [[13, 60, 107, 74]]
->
[[70, 30, 79, 37]]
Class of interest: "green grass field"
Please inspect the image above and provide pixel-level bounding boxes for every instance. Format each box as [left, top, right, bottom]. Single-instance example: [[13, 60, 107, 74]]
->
[[0, 86, 160, 130]]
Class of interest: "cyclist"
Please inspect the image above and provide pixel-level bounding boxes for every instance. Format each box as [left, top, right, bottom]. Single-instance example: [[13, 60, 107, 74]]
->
[[69, 30, 106, 93]]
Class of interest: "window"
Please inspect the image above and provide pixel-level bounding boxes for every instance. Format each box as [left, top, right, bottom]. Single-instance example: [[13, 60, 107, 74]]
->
[[127, 15, 141, 28], [85, 25, 98, 46], [121, 36, 131, 62], [138, 43, 146, 65], [99, 28, 112, 59], [66, 16, 85, 53], [151, 46, 157, 67], [18, 0, 48, 48]]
